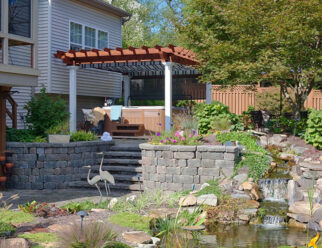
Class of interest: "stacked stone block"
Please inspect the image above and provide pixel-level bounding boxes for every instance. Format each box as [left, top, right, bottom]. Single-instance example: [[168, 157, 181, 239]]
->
[[139, 144, 240, 192], [6, 141, 113, 189]]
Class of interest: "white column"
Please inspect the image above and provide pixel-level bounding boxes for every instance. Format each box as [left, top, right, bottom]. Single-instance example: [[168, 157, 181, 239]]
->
[[206, 83, 212, 104], [69, 66, 78, 133], [123, 75, 131, 106], [162, 62, 173, 131]]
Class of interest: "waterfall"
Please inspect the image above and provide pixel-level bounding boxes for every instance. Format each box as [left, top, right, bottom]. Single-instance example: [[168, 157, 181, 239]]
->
[[263, 215, 284, 226], [259, 179, 288, 201]]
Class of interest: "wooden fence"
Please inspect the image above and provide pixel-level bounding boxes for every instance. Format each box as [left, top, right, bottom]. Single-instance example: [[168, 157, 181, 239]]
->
[[211, 85, 322, 115]]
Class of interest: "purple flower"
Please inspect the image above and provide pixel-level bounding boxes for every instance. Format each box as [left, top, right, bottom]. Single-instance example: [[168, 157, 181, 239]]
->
[[157, 132, 161, 136], [172, 139, 177, 143], [166, 137, 170, 140], [160, 140, 163, 143], [158, 123, 162, 126], [192, 130, 196, 134]]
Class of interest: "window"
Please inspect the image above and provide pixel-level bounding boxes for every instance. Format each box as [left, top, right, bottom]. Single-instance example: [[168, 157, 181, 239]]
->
[[98, 31, 108, 50], [8, 0, 31, 38], [70, 22, 82, 51], [70, 22, 108, 51], [8, 39, 32, 67]]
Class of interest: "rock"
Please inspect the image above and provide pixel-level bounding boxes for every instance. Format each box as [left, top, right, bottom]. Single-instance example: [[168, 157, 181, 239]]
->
[[269, 134, 286, 146], [299, 162, 322, 171], [250, 184, 262, 200], [230, 193, 251, 200], [197, 194, 218, 206], [248, 178, 254, 183], [238, 214, 250, 221], [279, 153, 296, 161], [123, 231, 152, 245], [289, 201, 320, 216], [317, 178, 322, 186], [237, 166, 250, 175], [0, 238, 30, 248], [233, 174, 248, 186], [259, 136, 268, 147], [91, 208, 108, 213], [295, 178, 314, 190], [179, 195, 197, 207], [138, 244, 157, 248], [270, 162, 277, 169], [313, 207, 322, 223], [288, 219, 306, 229], [320, 220, 322, 229], [241, 182, 253, 191], [151, 237, 161, 245], [148, 208, 177, 219], [181, 225, 206, 231], [241, 208, 258, 216], [287, 213, 311, 223], [126, 195, 138, 202], [246, 200, 260, 209], [199, 183, 210, 191], [108, 198, 118, 209], [287, 180, 296, 205], [320, 156, 322, 162], [308, 220, 321, 231]]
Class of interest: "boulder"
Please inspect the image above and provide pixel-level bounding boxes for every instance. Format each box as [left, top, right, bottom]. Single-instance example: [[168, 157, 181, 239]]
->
[[269, 134, 287, 146], [288, 219, 306, 229], [196, 194, 218, 206], [299, 162, 322, 171], [0, 238, 29, 248], [237, 166, 250, 175], [287, 213, 311, 223], [250, 184, 262, 201], [295, 178, 314, 190], [241, 182, 253, 191], [48, 224, 71, 233], [308, 220, 321, 231], [148, 208, 177, 219], [289, 201, 320, 216], [108, 198, 118, 209], [246, 200, 260, 209], [123, 231, 152, 245], [320, 220, 322, 229], [230, 193, 251, 200], [313, 207, 322, 223], [280, 153, 296, 161], [238, 214, 250, 222], [179, 195, 197, 207], [233, 174, 248, 186]]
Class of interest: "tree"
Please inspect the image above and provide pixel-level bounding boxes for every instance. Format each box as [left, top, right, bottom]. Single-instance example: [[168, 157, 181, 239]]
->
[[111, 0, 181, 48], [169, 0, 322, 118]]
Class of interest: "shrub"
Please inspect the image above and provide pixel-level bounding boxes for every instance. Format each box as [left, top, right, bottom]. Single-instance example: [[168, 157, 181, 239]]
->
[[173, 113, 199, 131], [46, 121, 69, 135], [256, 89, 292, 115], [194, 101, 244, 134], [57, 222, 116, 248], [210, 116, 231, 132], [6, 128, 35, 142], [70, 131, 98, 142], [266, 116, 308, 137], [24, 88, 69, 136], [0, 222, 16, 237], [62, 200, 109, 213], [149, 130, 201, 145], [305, 109, 322, 150], [241, 106, 256, 130]]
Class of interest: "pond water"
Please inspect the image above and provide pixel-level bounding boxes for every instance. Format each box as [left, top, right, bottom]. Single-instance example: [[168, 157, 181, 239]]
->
[[198, 224, 315, 248]]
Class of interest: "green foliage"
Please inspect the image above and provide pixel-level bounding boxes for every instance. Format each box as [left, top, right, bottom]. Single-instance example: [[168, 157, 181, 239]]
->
[[130, 99, 165, 106], [6, 128, 36, 142], [210, 116, 231, 132], [24, 88, 69, 136], [176, 100, 197, 110], [70, 131, 98, 142], [195, 179, 222, 198], [241, 106, 256, 130], [216, 132, 266, 154], [102, 242, 131, 248], [46, 121, 69, 135], [109, 212, 151, 233], [173, 113, 199, 131], [305, 109, 322, 150], [0, 222, 16, 237], [266, 116, 308, 137], [0, 209, 34, 225], [18, 232, 58, 244], [194, 101, 244, 134], [172, 0, 321, 117], [150, 130, 201, 145], [62, 200, 109, 213]]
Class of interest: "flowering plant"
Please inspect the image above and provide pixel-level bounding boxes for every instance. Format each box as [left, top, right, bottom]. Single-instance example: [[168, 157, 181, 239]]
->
[[149, 129, 201, 145]]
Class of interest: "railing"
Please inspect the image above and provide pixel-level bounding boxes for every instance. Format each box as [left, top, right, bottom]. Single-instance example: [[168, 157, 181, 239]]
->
[[6, 95, 17, 129]]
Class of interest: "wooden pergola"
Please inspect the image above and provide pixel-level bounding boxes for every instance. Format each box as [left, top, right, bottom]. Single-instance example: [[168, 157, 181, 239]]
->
[[55, 45, 212, 131]]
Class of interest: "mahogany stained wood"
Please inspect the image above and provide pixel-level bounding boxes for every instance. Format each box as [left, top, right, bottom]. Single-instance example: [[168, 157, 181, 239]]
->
[[0, 86, 11, 156]]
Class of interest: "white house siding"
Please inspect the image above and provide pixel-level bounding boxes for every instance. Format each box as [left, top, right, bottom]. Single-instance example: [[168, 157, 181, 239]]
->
[[10, 0, 49, 129], [50, 0, 123, 97]]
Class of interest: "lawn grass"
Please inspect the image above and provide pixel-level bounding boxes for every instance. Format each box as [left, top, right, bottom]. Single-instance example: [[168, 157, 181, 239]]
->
[[0, 209, 34, 225], [19, 232, 58, 246], [61, 200, 110, 212], [109, 212, 151, 233]]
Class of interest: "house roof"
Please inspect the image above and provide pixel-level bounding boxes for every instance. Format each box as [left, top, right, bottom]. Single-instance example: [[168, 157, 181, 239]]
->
[[54, 45, 198, 67], [77, 0, 131, 18]]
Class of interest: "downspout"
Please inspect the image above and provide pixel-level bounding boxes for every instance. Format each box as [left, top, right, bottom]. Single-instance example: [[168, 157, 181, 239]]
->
[[48, 0, 52, 92]]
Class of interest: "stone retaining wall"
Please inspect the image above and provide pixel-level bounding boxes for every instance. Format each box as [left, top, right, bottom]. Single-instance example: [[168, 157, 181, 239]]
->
[[6, 141, 114, 190], [139, 143, 240, 192]]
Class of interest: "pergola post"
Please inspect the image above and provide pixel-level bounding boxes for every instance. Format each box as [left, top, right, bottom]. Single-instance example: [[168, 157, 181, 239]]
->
[[163, 62, 173, 131], [69, 66, 78, 133], [123, 75, 131, 106], [206, 83, 212, 104]]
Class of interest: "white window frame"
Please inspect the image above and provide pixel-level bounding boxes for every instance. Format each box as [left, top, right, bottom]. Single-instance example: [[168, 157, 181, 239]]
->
[[68, 20, 109, 51]]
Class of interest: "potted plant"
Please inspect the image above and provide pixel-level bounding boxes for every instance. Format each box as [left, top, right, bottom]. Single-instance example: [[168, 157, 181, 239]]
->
[[5, 163, 14, 169], [0, 176, 7, 183], [47, 121, 70, 143]]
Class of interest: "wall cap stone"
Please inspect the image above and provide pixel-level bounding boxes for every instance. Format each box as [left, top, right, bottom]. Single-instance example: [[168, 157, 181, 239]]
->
[[7, 140, 114, 148]]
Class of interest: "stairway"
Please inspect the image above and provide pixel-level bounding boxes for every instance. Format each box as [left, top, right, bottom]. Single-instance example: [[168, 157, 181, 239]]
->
[[69, 144, 143, 192], [111, 124, 144, 137]]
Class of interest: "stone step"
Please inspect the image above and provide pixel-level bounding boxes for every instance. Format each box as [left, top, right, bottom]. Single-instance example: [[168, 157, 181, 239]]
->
[[84, 165, 142, 173], [110, 145, 141, 152], [80, 173, 141, 182], [69, 181, 142, 191], [98, 158, 140, 165], [102, 151, 141, 158]]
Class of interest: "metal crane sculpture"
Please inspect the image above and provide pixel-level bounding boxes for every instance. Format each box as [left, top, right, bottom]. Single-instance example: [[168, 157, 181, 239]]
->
[[85, 165, 103, 202], [99, 156, 115, 196]]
